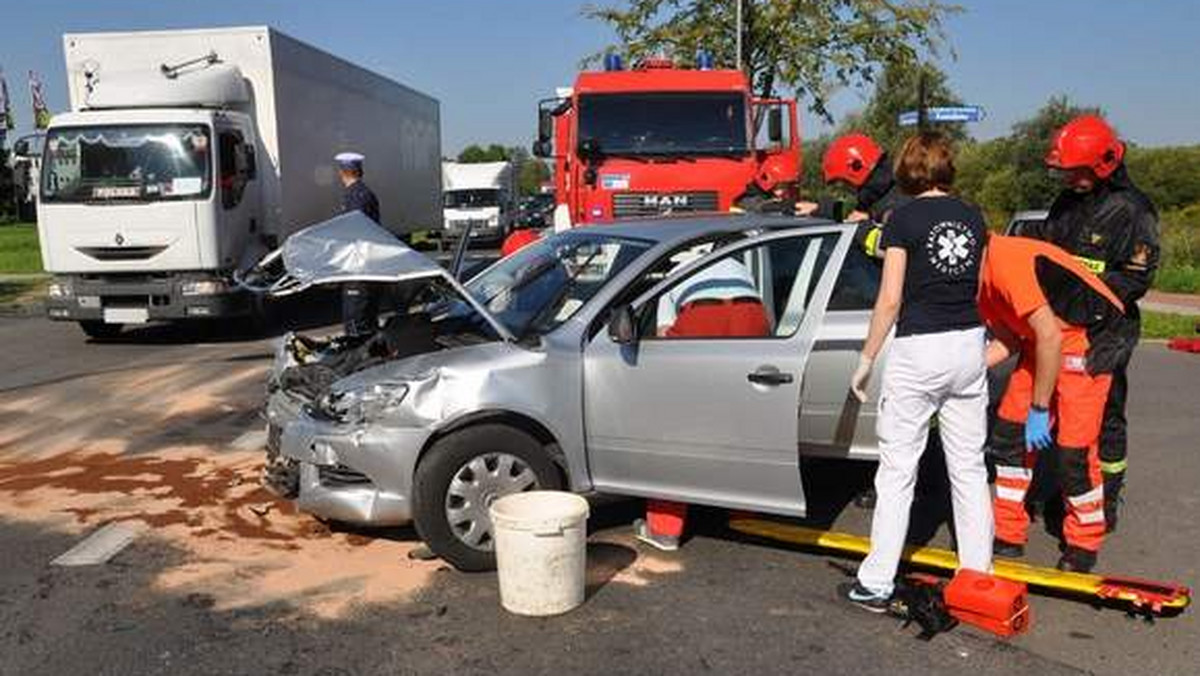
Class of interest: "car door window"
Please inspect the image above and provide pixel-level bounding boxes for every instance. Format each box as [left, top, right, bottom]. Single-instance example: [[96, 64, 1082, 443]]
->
[[642, 233, 838, 339], [218, 129, 248, 210], [827, 245, 882, 311]]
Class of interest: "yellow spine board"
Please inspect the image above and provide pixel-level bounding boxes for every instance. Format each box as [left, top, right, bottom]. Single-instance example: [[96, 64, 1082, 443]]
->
[[728, 519, 1189, 612]]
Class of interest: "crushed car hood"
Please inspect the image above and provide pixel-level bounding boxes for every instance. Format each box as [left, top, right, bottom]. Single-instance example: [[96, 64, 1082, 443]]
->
[[280, 212, 445, 286], [248, 212, 513, 341]]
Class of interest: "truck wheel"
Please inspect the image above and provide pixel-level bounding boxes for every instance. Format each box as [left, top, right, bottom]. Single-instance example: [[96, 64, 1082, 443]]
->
[[412, 424, 564, 571], [79, 321, 123, 341]]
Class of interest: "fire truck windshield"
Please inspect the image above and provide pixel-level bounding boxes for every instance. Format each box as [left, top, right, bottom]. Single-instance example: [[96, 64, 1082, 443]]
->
[[577, 92, 748, 157]]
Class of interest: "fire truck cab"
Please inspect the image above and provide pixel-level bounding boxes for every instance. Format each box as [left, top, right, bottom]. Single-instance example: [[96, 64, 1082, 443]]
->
[[533, 53, 800, 228]]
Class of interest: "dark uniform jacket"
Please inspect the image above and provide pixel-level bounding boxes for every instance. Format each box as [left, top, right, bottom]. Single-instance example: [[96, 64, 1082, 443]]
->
[[1024, 166, 1159, 362], [341, 180, 381, 224], [814, 156, 912, 258]]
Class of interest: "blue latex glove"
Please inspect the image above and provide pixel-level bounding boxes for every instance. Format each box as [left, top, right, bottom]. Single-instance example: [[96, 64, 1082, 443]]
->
[[1025, 407, 1053, 450]]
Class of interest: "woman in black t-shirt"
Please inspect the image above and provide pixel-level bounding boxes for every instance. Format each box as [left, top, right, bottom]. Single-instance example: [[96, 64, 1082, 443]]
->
[[839, 133, 994, 611]]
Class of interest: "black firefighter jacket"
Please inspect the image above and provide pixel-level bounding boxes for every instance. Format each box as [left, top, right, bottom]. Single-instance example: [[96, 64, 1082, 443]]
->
[[1025, 166, 1160, 366]]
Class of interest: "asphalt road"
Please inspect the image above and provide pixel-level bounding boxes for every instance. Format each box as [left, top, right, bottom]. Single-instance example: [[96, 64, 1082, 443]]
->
[[1, 315, 1197, 676]]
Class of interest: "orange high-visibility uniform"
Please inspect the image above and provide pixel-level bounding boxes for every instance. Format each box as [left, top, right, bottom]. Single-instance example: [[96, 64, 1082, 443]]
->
[[978, 236, 1124, 553]]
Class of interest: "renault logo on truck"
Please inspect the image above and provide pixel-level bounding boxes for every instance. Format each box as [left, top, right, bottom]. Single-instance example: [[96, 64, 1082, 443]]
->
[[642, 194, 690, 210]]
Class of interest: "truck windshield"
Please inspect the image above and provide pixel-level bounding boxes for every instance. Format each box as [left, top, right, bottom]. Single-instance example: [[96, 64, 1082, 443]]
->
[[40, 125, 212, 203], [577, 92, 748, 156], [444, 189, 501, 209], [463, 231, 653, 339]]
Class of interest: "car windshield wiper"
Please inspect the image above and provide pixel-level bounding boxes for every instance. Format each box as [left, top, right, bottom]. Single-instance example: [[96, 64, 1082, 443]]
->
[[516, 247, 602, 340]]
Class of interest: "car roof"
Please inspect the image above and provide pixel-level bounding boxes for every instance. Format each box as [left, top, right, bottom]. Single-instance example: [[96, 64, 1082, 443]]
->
[[567, 213, 846, 247]]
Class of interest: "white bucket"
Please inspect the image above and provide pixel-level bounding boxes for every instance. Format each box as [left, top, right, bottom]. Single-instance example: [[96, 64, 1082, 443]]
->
[[489, 490, 590, 616]]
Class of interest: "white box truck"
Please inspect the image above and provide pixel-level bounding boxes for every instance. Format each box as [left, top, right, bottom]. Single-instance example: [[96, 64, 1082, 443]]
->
[[441, 161, 515, 243], [38, 26, 441, 338]]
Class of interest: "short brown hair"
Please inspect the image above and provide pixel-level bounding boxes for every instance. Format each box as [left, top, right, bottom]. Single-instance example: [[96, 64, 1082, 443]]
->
[[894, 132, 956, 195]]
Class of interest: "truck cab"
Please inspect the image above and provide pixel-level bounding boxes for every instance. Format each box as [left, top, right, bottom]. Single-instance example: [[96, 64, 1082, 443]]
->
[[534, 54, 800, 228], [40, 105, 261, 335]]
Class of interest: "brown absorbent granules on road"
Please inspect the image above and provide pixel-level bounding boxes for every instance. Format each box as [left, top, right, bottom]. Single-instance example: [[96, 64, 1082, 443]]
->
[[0, 447, 437, 618]]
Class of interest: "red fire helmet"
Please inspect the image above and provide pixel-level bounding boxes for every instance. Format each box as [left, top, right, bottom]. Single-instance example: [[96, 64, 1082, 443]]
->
[[500, 229, 541, 258], [1045, 115, 1125, 179], [822, 133, 884, 188]]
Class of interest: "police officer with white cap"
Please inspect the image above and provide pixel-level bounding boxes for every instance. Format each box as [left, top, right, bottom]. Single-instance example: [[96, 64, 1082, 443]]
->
[[335, 152, 382, 336]]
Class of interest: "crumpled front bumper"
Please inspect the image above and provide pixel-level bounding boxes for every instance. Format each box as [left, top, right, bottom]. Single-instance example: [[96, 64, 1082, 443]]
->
[[268, 399, 433, 526]]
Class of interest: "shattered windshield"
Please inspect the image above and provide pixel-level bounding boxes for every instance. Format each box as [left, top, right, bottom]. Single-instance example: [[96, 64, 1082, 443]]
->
[[463, 232, 653, 339], [577, 92, 749, 156], [41, 124, 212, 203]]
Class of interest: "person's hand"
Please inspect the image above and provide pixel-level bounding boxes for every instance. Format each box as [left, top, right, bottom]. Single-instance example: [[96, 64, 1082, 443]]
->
[[1025, 406, 1053, 450], [845, 209, 870, 223], [850, 354, 874, 403], [794, 201, 819, 216]]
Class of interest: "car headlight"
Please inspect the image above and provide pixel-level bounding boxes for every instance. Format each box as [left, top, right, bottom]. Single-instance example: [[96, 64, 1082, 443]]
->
[[180, 279, 228, 296], [488, 214, 500, 227], [48, 281, 73, 298], [321, 382, 409, 424]]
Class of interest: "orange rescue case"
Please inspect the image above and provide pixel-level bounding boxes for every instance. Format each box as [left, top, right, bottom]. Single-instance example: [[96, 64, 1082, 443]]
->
[[944, 569, 1032, 637]]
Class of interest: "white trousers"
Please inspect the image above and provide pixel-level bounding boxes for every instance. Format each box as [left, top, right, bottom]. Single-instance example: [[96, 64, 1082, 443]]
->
[[857, 327, 993, 595]]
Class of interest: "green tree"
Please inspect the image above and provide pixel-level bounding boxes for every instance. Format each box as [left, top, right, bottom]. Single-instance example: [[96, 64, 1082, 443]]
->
[[1125, 145, 1200, 212], [456, 144, 551, 197], [955, 95, 1100, 225], [456, 144, 510, 163], [584, 0, 961, 120], [842, 60, 966, 153]]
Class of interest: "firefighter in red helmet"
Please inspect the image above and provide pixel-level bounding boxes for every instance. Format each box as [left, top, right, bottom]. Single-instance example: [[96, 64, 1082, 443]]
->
[[796, 133, 911, 258], [1021, 114, 1160, 533]]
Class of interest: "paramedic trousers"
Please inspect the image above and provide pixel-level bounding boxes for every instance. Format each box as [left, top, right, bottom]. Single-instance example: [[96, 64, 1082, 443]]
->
[[857, 327, 993, 596], [992, 353, 1111, 552]]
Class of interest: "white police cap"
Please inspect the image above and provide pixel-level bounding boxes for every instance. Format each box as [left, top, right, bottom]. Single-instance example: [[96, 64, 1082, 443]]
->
[[334, 152, 365, 168]]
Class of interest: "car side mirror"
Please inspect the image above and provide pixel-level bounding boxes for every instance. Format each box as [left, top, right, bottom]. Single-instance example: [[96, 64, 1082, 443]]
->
[[13, 140, 29, 157], [532, 139, 552, 158], [767, 108, 784, 143], [608, 305, 638, 345]]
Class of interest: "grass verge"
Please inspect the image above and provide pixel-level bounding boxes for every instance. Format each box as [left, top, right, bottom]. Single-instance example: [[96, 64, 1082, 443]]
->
[[1142, 310, 1199, 340], [0, 224, 43, 274], [0, 278, 47, 309], [1155, 265, 1200, 294]]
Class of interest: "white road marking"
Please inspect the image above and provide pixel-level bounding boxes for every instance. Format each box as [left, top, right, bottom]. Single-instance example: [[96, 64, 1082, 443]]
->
[[231, 428, 268, 451], [52, 522, 145, 566]]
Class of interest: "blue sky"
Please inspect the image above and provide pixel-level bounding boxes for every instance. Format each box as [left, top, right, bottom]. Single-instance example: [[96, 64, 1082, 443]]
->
[[2, 1, 1197, 152]]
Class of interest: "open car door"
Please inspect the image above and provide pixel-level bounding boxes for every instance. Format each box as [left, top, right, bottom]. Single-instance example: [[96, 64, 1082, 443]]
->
[[582, 225, 854, 516]]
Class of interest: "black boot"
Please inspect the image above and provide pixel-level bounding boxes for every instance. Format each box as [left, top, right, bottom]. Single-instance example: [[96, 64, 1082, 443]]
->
[[1103, 472, 1124, 534], [1056, 546, 1098, 573], [993, 538, 1025, 559]]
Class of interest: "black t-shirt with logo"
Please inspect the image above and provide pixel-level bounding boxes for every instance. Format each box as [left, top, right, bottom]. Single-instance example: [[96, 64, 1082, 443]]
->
[[879, 196, 986, 337]]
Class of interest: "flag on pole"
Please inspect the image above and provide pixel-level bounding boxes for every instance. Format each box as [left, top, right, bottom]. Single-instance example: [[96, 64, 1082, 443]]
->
[[29, 70, 51, 129], [0, 67, 14, 132]]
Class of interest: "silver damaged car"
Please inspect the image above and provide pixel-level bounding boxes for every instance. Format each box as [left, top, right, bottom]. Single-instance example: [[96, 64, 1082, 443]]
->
[[262, 212, 887, 570]]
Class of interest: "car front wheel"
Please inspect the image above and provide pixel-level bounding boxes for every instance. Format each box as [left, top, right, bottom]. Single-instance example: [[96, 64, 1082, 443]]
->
[[412, 424, 564, 571]]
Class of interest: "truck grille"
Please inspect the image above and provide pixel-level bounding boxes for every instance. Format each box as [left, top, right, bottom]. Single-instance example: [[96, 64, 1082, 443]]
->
[[612, 191, 720, 218]]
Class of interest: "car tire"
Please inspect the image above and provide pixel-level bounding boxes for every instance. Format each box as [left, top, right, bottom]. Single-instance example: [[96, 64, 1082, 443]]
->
[[79, 320, 122, 341], [412, 424, 564, 572]]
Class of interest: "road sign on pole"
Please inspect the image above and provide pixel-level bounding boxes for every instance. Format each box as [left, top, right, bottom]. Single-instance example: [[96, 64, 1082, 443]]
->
[[898, 105, 986, 126]]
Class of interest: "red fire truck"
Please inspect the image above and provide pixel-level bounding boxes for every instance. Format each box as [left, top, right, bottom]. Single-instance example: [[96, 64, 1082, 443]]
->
[[532, 53, 800, 228]]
